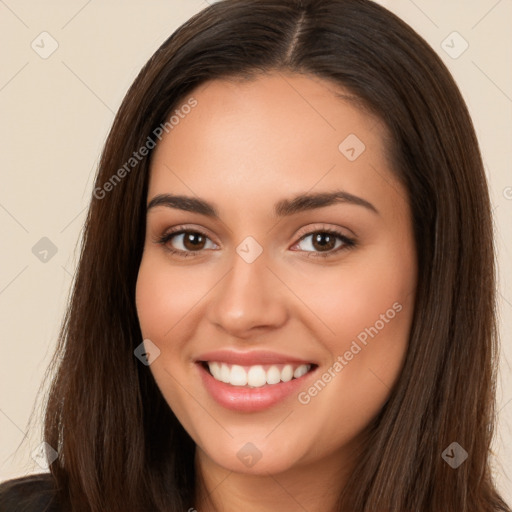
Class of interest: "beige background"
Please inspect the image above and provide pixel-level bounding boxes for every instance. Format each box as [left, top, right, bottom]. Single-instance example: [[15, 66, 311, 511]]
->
[[1, 0, 511, 502]]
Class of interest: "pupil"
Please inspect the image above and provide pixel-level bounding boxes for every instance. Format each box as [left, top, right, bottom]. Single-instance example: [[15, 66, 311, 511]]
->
[[313, 233, 335, 250], [185, 233, 204, 250]]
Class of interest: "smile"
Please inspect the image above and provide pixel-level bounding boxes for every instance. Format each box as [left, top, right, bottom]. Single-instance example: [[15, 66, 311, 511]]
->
[[203, 361, 313, 388], [196, 354, 318, 412]]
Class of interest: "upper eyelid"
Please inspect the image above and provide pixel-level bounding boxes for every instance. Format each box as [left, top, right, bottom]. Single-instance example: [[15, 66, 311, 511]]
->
[[294, 224, 354, 239], [160, 223, 352, 238], [159, 224, 354, 248]]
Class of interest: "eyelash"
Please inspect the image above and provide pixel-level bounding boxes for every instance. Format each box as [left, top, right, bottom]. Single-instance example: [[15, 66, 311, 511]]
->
[[154, 225, 356, 259]]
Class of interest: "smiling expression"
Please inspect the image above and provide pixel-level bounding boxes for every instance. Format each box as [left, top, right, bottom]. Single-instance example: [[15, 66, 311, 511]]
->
[[135, 71, 417, 476]]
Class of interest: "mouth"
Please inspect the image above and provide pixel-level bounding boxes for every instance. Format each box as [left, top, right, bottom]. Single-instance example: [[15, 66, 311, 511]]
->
[[199, 360, 317, 388], [196, 351, 318, 413], [195, 349, 319, 412]]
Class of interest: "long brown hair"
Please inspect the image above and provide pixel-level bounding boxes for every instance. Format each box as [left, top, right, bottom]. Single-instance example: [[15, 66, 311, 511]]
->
[[33, 0, 510, 510]]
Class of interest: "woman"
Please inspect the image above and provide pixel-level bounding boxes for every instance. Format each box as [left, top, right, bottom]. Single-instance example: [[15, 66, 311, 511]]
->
[[1, 0, 509, 510]]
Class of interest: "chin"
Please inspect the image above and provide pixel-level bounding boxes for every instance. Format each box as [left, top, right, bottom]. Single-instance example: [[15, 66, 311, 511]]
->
[[195, 432, 311, 476]]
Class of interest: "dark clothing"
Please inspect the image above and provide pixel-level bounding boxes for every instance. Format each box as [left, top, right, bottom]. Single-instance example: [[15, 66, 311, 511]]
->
[[0, 473, 61, 512]]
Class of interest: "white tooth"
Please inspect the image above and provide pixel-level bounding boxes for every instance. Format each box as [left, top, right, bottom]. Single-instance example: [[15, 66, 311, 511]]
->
[[209, 362, 312, 387], [208, 362, 221, 380], [220, 363, 231, 383], [281, 364, 294, 382], [230, 365, 247, 386], [247, 365, 267, 387], [266, 366, 281, 385], [293, 364, 309, 379]]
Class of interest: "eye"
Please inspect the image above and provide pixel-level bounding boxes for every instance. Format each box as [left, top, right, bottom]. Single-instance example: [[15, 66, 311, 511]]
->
[[155, 227, 217, 257], [291, 227, 356, 259], [154, 225, 356, 259]]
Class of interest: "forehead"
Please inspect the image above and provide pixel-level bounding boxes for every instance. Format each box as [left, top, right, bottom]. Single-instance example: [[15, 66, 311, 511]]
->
[[148, 71, 402, 219]]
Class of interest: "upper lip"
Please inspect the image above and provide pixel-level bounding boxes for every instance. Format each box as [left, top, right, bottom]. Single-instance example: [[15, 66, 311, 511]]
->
[[196, 350, 316, 366]]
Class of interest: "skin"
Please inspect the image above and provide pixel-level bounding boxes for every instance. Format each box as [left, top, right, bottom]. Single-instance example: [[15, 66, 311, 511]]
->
[[135, 71, 418, 512]]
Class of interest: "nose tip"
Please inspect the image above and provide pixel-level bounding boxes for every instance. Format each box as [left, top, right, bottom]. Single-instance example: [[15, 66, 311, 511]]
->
[[206, 255, 288, 338]]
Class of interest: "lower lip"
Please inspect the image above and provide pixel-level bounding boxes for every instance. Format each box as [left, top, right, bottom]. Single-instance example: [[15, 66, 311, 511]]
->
[[197, 363, 316, 413]]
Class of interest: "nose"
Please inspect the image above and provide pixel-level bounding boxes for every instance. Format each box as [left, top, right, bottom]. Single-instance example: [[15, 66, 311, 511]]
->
[[206, 247, 288, 339]]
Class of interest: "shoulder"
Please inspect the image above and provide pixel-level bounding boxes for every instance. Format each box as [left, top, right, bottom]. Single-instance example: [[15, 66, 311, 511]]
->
[[0, 472, 61, 512]]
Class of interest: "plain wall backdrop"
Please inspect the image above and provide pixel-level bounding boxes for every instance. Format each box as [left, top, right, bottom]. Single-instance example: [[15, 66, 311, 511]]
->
[[1, 0, 511, 503]]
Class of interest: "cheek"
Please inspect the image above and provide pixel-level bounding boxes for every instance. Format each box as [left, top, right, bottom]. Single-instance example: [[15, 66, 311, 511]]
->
[[134, 255, 195, 401], [293, 239, 416, 434], [294, 238, 415, 348], [135, 254, 203, 341], [135, 256, 199, 427]]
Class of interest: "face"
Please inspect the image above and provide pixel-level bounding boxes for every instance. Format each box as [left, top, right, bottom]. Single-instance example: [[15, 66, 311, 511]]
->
[[135, 71, 417, 478]]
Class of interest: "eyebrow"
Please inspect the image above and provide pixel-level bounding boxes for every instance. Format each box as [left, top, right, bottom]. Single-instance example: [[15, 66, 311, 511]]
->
[[147, 190, 379, 217]]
